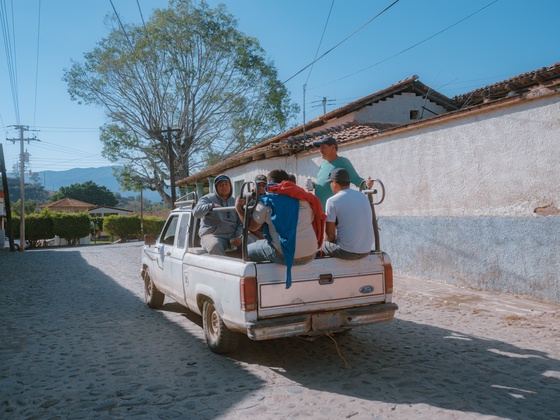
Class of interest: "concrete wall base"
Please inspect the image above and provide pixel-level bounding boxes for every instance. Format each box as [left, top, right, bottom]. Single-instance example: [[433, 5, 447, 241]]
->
[[381, 216, 560, 302]]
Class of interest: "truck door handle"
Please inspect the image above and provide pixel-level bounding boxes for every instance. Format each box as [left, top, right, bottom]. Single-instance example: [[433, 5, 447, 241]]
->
[[166, 251, 171, 256], [318, 274, 333, 285]]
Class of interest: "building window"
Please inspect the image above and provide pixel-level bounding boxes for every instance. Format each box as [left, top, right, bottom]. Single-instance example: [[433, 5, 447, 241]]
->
[[410, 110, 419, 120]]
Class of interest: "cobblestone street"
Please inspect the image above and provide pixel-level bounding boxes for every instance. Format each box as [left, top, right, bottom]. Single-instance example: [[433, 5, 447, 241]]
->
[[1, 242, 558, 419]]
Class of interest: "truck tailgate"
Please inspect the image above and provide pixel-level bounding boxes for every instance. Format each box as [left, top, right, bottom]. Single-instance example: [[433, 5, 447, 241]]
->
[[256, 254, 389, 318]]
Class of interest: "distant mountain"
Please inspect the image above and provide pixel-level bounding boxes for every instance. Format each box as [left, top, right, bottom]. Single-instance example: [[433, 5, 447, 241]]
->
[[29, 166, 163, 202]]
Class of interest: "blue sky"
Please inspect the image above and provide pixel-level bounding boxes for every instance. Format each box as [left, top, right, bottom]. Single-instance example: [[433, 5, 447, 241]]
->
[[1, 0, 558, 174]]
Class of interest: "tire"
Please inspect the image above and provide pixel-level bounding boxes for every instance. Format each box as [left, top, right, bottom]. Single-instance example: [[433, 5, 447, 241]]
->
[[143, 267, 164, 308], [202, 300, 240, 354]]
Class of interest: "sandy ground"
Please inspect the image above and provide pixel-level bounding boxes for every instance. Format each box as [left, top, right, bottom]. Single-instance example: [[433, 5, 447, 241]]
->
[[0, 242, 559, 419]]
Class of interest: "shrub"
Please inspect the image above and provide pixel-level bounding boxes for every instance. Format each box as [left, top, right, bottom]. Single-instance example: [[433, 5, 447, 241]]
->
[[25, 213, 55, 247], [142, 215, 166, 236], [53, 212, 91, 246], [103, 215, 141, 242]]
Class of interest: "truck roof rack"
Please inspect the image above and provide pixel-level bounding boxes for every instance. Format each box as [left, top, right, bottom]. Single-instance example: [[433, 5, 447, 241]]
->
[[175, 191, 198, 208]]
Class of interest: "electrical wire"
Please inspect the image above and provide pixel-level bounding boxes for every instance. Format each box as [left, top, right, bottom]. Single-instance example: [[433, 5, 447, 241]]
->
[[313, 0, 499, 90], [283, 0, 400, 85], [32, 0, 41, 127], [0, 0, 20, 124], [136, 0, 147, 30], [109, 0, 135, 49], [304, 0, 335, 85]]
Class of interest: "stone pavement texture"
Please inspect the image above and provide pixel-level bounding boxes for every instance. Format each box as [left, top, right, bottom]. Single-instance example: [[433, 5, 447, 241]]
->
[[0, 243, 558, 419]]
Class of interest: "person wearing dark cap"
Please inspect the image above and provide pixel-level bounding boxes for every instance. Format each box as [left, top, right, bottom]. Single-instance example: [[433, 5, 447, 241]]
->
[[254, 174, 268, 197], [321, 168, 374, 260], [249, 174, 268, 240], [311, 136, 372, 209], [193, 174, 242, 255]]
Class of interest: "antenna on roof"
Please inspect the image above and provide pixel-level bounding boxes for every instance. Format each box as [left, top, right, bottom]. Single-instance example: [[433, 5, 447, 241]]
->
[[302, 84, 307, 142]]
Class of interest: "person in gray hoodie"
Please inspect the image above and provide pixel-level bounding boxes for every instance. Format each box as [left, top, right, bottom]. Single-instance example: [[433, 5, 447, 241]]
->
[[193, 174, 242, 255]]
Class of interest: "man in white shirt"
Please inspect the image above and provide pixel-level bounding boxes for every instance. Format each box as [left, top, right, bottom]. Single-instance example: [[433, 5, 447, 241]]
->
[[321, 168, 374, 260]]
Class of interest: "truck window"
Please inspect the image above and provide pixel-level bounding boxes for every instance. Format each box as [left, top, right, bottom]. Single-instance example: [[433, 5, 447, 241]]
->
[[161, 215, 179, 246], [176, 214, 189, 249]]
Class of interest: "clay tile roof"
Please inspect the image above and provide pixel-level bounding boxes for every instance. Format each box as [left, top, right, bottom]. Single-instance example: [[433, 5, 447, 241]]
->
[[39, 198, 95, 209], [177, 122, 394, 186], [453, 62, 560, 106], [286, 122, 395, 150]]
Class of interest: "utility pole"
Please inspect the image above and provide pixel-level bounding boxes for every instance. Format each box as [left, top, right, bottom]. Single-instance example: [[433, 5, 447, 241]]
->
[[322, 97, 336, 114], [312, 96, 336, 115], [6, 125, 40, 252], [156, 127, 181, 209]]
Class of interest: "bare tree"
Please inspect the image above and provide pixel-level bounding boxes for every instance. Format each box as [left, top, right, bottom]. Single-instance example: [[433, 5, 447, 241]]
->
[[64, 0, 298, 204]]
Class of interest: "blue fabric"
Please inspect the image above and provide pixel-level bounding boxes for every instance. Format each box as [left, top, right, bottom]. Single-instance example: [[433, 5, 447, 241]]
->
[[260, 191, 299, 288]]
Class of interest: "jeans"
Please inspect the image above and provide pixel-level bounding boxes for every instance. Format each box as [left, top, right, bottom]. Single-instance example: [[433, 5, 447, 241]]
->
[[248, 240, 314, 266], [321, 241, 370, 260], [200, 234, 231, 256]]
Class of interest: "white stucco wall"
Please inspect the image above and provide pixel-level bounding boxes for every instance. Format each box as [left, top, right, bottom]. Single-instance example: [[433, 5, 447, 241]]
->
[[339, 95, 560, 218]]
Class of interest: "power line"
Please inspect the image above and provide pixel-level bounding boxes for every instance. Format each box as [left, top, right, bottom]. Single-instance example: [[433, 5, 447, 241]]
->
[[32, 0, 42, 126], [32, 126, 100, 132], [109, 0, 135, 49], [313, 0, 499, 90], [283, 0, 400, 85], [0, 0, 20, 124], [304, 0, 335, 86], [136, 0, 147, 30]]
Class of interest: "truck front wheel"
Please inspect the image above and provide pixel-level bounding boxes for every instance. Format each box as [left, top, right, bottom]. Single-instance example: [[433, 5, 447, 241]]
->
[[143, 267, 164, 308], [202, 301, 240, 354]]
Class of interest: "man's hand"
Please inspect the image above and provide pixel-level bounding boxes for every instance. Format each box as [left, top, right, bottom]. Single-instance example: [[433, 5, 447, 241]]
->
[[232, 236, 242, 247], [366, 177, 374, 190], [235, 196, 245, 210], [235, 196, 246, 222]]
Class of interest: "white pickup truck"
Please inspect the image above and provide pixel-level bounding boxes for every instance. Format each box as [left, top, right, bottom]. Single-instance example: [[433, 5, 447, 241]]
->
[[141, 180, 397, 354]]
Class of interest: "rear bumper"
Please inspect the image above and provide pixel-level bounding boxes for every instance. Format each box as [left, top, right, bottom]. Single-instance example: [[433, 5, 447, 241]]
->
[[246, 302, 398, 341]]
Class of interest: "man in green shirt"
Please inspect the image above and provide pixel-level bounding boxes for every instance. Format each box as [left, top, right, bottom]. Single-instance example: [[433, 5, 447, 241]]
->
[[311, 136, 372, 209]]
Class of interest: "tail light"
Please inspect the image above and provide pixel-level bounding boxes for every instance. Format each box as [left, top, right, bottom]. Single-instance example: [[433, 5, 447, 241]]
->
[[240, 277, 257, 311], [383, 255, 393, 294]]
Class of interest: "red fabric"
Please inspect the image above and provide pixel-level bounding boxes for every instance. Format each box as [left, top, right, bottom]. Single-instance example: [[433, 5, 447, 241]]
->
[[267, 181, 326, 248]]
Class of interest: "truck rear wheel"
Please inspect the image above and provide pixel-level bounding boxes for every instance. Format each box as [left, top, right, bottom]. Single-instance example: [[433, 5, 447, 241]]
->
[[202, 301, 240, 354], [143, 267, 164, 308]]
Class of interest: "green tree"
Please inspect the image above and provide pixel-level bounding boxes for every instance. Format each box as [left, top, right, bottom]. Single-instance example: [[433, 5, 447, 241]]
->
[[12, 199, 39, 216], [6, 177, 49, 204], [51, 181, 118, 207], [63, 0, 298, 205]]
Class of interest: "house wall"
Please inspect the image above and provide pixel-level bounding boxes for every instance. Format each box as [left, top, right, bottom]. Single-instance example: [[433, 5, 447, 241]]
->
[[354, 92, 448, 125], [335, 94, 560, 302], [219, 93, 560, 302]]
